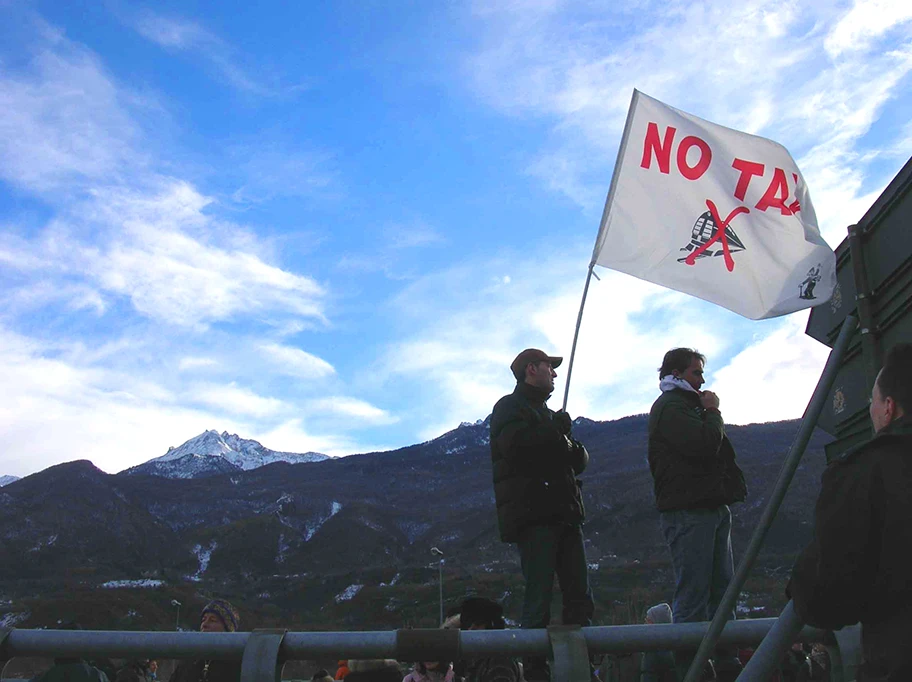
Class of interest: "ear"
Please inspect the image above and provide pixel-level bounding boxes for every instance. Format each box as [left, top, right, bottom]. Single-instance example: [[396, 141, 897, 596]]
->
[[885, 396, 897, 423]]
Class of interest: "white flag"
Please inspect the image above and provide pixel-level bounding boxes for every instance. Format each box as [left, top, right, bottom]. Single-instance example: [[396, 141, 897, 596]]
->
[[592, 90, 836, 320]]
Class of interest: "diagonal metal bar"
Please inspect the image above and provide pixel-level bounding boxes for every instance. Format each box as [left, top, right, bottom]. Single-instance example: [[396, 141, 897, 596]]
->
[[683, 313, 858, 682], [736, 600, 804, 681]]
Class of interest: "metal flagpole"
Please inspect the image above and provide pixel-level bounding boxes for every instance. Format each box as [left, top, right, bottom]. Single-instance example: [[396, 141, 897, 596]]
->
[[561, 91, 639, 412], [682, 313, 858, 682], [561, 264, 595, 411]]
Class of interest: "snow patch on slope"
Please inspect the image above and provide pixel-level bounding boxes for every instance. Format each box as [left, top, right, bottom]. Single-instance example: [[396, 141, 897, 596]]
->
[[188, 540, 217, 581]]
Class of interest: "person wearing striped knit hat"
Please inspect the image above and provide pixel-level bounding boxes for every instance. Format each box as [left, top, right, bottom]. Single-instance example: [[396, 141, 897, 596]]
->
[[168, 600, 242, 682]]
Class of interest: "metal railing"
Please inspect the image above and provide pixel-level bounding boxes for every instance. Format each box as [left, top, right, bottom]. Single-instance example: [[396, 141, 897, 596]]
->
[[2, 618, 846, 682]]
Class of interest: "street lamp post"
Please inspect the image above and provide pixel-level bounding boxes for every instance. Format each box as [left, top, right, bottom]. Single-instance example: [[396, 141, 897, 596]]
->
[[430, 547, 444, 626], [171, 599, 182, 631]]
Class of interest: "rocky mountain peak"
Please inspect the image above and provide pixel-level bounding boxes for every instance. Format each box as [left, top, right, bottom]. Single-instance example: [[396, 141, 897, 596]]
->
[[121, 430, 330, 479]]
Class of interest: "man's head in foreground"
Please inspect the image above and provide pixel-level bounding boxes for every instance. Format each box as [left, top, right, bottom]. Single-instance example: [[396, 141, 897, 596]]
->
[[511, 348, 562, 393], [870, 343, 911, 433], [659, 347, 707, 391]]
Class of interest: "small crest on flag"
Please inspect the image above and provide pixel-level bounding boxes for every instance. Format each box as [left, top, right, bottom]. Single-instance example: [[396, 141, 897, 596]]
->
[[798, 264, 822, 300]]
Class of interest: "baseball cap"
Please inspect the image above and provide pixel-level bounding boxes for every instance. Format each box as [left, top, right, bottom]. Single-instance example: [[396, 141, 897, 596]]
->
[[510, 348, 563, 380]]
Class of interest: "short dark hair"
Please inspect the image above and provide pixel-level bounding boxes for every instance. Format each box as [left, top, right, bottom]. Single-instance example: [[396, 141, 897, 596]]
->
[[658, 348, 706, 378], [877, 343, 912, 414]]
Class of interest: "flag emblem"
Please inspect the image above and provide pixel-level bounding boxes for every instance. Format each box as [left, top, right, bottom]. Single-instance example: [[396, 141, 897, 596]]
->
[[677, 208, 747, 266]]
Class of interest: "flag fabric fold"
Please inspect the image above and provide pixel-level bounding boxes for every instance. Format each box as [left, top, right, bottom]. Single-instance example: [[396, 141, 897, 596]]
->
[[592, 90, 836, 320]]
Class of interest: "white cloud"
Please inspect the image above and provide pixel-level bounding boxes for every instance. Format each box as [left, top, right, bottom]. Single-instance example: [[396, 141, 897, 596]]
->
[[712, 313, 832, 424], [308, 397, 399, 425], [825, 0, 912, 57], [0, 28, 328, 329], [191, 383, 285, 418], [0, 327, 248, 475], [253, 418, 390, 458], [464, 0, 912, 248], [0, 37, 146, 194], [128, 10, 306, 97], [179, 356, 218, 371], [259, 342, 336, 378]]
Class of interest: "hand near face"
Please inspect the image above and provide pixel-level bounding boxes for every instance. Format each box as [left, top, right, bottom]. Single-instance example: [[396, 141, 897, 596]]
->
[[700, 390, 720, 410]]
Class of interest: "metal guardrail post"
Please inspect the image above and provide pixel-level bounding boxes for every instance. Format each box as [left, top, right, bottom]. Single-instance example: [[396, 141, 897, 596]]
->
[[0, 628, 11, 674], [682, 314, 858, 682], [239, 630, 286, 682], [831, 624, 861, 682], [737, 601, 804, 681], [547, 626, 590, 682]]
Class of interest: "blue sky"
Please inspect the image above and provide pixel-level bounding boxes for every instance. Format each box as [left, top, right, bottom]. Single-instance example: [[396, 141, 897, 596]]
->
[[2, 0, 911, 476]]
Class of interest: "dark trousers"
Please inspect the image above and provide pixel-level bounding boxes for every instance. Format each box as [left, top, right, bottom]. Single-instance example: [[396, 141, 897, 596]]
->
[[517, 523, 595, 629]]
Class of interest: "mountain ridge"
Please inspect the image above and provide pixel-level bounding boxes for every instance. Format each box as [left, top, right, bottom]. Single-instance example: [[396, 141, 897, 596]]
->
[[121, 429, 330, 479]]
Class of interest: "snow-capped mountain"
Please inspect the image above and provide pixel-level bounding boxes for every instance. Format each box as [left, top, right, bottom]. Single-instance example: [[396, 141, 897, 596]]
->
[[0, 475, 20, 487], [122, 430, 329, 479]]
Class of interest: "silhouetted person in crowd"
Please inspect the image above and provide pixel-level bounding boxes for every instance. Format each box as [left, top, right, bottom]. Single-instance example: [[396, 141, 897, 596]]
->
[[334, 661, 350, 680], [116, 660, 152, 682], [779, 643, 811, 682], [147, 661, 158, 682], [789, 343, 912, 681], [31, 622, 111, 682], [648, 348, 746, 682], [490, 348, 595, 682], [639, 603, 676, 682], [342, 660, 401, 682], [448, 597, 521, 682], [311, 670, 334, 682], [402, 661, 454, 682], [168, 600, 241, 682]]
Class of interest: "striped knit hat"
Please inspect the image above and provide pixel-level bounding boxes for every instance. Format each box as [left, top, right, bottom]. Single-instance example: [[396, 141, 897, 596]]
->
[[201, 599, 240, 632]]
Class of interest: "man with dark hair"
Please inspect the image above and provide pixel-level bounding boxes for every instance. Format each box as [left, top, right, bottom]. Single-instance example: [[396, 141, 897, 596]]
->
[[789, 343, 912, 681], [648, 348, 746, 682], [490, 348, 595, 682]]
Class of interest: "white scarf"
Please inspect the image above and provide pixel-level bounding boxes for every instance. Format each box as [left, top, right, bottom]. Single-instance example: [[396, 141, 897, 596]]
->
[[659, 375, 700, 394]]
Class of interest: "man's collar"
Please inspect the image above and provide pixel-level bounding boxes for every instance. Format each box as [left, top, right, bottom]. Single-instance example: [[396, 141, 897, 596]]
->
[[876, 414, 912, 438], [515, 380, 552, 404]]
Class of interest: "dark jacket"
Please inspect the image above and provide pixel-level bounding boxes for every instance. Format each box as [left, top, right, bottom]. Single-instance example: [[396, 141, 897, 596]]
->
[[32, 663, 110, 682], [490, 382, 588, 542], [116, 661, 150, 682], [168, 660, 241, 682], [788, 417, 912, 680], [647, 389, 746, 512]]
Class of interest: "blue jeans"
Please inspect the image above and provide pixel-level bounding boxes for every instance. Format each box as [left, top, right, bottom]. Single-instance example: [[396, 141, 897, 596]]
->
[[661, 506, 735, 623], [661, 506, 740, 681]]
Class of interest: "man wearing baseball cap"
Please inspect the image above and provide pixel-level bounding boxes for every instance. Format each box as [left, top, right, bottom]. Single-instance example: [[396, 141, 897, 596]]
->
[[489, 348, 595, 682]]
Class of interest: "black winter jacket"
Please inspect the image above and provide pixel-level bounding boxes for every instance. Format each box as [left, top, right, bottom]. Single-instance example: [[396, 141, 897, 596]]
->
[[647, 389, 746, 512], [788, 417, 912, 679], [168, 660, 240, 682], [490, 382, 588, 542]]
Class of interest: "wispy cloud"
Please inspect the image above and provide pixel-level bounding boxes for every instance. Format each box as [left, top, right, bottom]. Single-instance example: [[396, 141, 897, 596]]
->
[[308, 397, 399, 426], [259, 342, 336, 378], [129, 10, 307, 97], [464, 0, 912, 244], [191, 382, 286, 418], [179, 356, 218, 371], [0, 37, 146, 195]]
